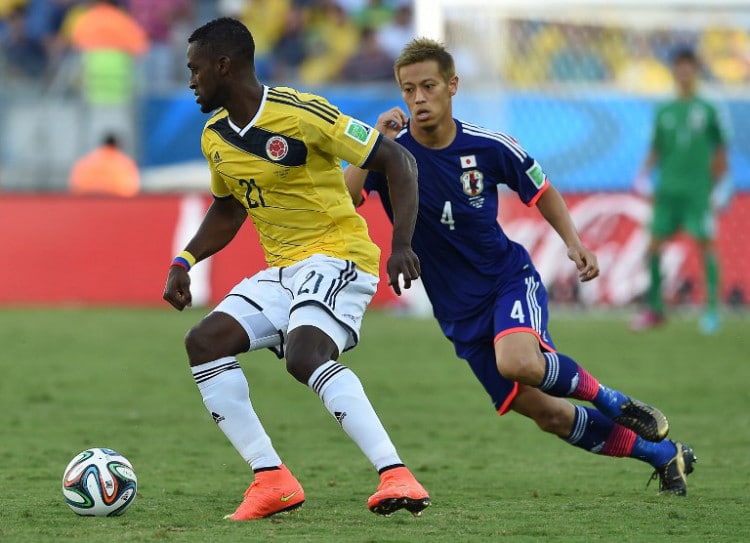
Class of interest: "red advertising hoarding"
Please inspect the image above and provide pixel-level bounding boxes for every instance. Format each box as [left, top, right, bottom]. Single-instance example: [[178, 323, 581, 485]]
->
[[1, 193, 747, 308]]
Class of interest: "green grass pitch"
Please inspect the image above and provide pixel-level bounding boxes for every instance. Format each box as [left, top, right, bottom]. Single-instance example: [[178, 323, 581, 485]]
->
[[0, 307, 748, 542]]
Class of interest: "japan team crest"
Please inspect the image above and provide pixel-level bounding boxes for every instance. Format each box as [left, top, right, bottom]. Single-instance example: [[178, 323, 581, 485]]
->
[[460, 170, 484, 196], [265, 136, 289, 161]]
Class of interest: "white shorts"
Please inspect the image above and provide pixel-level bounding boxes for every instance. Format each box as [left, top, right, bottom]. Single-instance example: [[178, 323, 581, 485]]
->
[[211, 254, 379, 357]]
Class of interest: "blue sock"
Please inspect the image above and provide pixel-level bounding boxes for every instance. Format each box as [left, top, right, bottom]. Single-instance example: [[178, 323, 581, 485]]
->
[[541, 353, 635, 420], [540, 352, 599, 400], [566, 406, 676, 467], [593, 384, 629, 419], [566, 405, 612, 453], [631, 437, 677, 468]]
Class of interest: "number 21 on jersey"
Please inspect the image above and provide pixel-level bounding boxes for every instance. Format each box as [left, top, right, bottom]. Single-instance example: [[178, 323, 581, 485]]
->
[[441, 201, 455, 230]]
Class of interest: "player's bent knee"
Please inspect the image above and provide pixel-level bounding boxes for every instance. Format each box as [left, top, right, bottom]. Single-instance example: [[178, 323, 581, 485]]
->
[[533, 408, 570, 436], [184, 325, 219, 367], [285, 345, 333, 384], [285, 326, 339, 384], [497, 353, 545, 384], [285, 355, 320, 384], [185, 326, 222, 366], [184, 317, 250, 367]]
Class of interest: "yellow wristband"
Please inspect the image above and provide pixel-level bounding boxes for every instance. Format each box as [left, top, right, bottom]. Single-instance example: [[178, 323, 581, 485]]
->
[[177, 250, 196, 268]]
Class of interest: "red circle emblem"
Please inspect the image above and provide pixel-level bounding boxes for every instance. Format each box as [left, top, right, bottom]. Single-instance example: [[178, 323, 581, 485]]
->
[[266, 136, 288, 161]]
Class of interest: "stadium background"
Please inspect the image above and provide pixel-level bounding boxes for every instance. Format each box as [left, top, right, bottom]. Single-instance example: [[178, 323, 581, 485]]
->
[[1, 0, 749, 312]]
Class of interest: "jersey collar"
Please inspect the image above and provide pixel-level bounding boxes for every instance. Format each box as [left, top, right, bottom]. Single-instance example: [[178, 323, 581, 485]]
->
[[227, 85, 269, 136]]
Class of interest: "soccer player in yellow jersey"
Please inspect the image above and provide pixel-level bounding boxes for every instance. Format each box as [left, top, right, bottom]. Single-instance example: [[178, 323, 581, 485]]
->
[[162, 17, 430, 520]]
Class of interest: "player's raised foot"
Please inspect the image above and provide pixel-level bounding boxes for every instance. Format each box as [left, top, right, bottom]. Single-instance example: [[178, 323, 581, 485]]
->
[[613, 397, 669, 442], [368, 466, 431, 517], [225, 464, 305, 521], [630, 309, 665, 332], [648, 441, 697, 496]]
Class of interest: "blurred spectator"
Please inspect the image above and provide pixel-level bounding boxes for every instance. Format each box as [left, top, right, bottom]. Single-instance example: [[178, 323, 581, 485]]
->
[[69, 133, 140, 197], [299, 0, 359, 86], [351, 0, 393, 29], [5, 2, 750, 94], [596, 25, 629, 75], [270, 2, 307, 82], [701, 28, 750, 84], [376, 2, 412, 62], [0, 6, 47, 83], [127, 0, 192, 92], [222, 0, 291, 81], [39, 0, 80, 77], [69, 0, 148, 155], [0, 0, 27, 18], [503, 19, 548, 87], [548, 24, 608, 83], [616, 32, 673, 94], [335, 0, 367, 15], [339, 25, 393, 82]]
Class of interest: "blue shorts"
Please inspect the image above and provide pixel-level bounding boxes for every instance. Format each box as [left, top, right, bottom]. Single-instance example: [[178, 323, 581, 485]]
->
[[438, 267, 556, 415]]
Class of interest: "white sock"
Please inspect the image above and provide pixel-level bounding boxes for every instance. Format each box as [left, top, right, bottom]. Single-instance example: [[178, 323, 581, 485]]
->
[[192, 357, 282, 471], [308, 361, 402, 471]]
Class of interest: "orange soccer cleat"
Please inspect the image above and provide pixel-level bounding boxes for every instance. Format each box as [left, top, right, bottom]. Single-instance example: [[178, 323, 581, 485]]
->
[[367, 466, 431, 517], [225, 464, 305, 521]]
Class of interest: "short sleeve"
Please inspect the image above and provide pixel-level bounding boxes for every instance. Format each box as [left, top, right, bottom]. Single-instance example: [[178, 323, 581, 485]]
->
[[498, 145, 550, 207], [297, 93, 382, 168], [201, 135, 231, 198]]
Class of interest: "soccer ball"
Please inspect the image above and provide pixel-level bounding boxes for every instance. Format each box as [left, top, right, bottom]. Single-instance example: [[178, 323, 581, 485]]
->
[[61, 448, 137, 517]]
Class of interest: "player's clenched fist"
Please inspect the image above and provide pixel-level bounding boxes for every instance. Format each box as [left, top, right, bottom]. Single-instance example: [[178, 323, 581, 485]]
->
[[163, 266, 192, 311], [386, 245, 421, 296]]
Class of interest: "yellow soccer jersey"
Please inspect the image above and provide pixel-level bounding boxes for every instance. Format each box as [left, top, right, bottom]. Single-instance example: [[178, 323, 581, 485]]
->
[[200, 86, 382, 276]]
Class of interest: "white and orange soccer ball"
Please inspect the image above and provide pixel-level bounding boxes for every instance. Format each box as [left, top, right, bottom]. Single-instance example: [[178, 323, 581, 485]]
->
[[61, 448, 137, 516]]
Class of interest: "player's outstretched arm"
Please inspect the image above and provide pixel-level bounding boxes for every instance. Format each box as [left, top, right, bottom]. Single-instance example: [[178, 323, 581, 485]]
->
[[535, 184, 599, 283], [364, 137, 420, 295], [163, 197, 247, 310]]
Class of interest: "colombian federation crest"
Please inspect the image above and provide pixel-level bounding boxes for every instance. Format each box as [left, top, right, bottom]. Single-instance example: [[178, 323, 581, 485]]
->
[[460, 170, 484, 196], [266, 136, 289, 161]]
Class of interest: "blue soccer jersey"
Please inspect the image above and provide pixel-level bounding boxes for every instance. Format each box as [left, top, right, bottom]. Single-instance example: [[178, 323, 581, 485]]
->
[[364, 119, 550, 322]]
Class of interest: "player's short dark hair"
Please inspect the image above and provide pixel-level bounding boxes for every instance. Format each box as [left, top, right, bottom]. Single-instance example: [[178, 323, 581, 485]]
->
[[671, 47, 699, 67], [394, 37, 455, 85], [188, 17, 255, 65]]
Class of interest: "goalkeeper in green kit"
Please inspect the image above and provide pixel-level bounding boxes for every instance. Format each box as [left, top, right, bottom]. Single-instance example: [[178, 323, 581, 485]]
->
[[631, 47, 731, 335]]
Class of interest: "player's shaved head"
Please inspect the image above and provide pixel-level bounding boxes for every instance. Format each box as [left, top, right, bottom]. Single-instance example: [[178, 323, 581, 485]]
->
[[188, 17, 255, 66], [395, 38, 455, 85]]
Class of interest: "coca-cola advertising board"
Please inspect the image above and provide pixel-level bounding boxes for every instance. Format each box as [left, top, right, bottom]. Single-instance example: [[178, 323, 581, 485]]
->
[[497, 192, 747, 308], [0, 193, 747, 308]]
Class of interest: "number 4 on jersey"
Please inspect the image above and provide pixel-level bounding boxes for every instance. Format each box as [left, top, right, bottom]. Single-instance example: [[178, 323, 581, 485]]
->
[[441, 201, 455, 230], [510, 300, 525, 323]]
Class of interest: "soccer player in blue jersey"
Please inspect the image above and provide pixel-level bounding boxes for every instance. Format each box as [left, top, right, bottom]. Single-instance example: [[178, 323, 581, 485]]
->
[[162, 18, 430, 520], [345, 38, 696, 496]]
